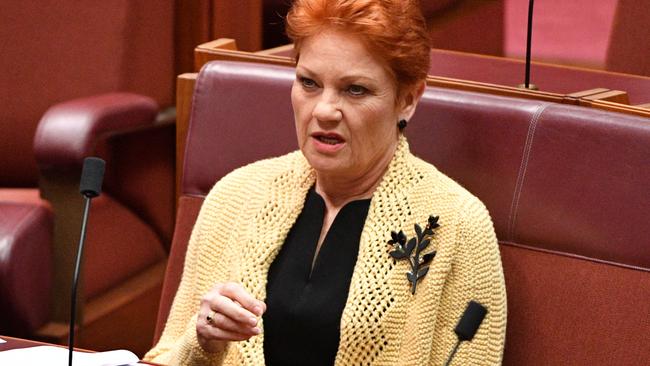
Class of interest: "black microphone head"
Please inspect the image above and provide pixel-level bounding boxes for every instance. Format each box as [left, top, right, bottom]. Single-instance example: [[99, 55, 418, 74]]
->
[[454, 300, 488, 341], [79, 157, 105, 198]]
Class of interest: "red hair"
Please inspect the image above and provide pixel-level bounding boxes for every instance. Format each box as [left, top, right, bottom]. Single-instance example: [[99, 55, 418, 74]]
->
[[286, 0, 431, 100]]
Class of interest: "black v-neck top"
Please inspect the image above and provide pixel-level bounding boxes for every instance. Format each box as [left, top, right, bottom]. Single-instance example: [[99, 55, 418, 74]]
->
[[263, 187, 371, 366]]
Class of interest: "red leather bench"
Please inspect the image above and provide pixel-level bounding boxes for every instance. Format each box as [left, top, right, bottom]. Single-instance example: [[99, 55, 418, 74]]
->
[[156, 61, 650, 365]]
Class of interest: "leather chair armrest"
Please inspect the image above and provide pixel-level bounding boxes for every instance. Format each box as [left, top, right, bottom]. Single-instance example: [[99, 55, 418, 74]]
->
[[33, 93, 159, 169]]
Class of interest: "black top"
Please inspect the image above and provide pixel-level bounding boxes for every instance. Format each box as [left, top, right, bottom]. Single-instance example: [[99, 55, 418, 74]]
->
[[264, 187, 371, 366]]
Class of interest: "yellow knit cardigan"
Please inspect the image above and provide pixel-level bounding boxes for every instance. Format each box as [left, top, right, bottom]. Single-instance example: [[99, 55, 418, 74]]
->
[[145, 138, 506, 365]]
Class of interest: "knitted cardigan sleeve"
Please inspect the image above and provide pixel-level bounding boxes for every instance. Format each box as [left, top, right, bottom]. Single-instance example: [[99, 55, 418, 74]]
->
[[144, 170, 248, 366], [429, 196, 507, 365]]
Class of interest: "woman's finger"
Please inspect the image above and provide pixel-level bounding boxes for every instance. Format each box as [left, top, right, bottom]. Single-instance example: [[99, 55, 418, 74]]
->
[[205, 310, 261, 336], [209, 295, 259, 327], [218, 282, 266, 317]]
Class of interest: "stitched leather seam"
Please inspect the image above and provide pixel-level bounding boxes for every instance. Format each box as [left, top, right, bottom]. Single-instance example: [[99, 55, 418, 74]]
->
[[499, 240, 650, 273], [507, 104, 549, 241]]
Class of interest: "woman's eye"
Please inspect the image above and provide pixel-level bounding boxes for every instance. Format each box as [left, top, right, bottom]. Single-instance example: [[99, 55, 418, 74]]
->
[[347, 84, 368, 96], [300, 77, 318, 89]]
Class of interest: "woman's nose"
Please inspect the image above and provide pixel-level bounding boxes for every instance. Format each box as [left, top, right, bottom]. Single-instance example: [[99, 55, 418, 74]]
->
[[312, 91, 342, 122]]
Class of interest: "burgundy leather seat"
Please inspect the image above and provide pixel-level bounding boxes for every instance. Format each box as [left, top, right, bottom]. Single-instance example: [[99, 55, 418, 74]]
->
[[0, 192, 52, 337], [30, 93, 174, 355], [0, 93, 174, 356], [156, 61, 650, 364]]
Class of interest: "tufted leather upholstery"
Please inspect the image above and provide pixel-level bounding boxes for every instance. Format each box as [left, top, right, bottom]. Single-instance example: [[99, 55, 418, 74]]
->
[[156, 61, 650, 364]]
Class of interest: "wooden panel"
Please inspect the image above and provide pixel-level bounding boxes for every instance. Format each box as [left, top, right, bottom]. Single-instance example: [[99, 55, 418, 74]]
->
[[175, 1, 263, 74], [256, 43, 294, 55], [582, 89, 630, 104], [581, 99, 650, 117], [175, 74, 197, 206], [212, 0, 262, 52], [35, 261, 166, 357], [195, 38, 294, 71], [39, 170, 87, 323], [568, 88, 611, 98]]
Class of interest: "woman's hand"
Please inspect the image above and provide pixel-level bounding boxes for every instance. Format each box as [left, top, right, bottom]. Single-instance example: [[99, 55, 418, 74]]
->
[[196, 282, 266, 353]]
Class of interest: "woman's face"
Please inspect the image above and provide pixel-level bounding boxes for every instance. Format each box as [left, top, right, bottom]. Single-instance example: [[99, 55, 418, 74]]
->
[[292, 29, 416, 182]]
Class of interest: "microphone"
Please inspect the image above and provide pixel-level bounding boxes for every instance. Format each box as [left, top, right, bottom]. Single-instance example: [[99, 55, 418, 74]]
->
[[443, 300, 488, 366], [69, 157, 105, 366], [79, 157, 105, 198]]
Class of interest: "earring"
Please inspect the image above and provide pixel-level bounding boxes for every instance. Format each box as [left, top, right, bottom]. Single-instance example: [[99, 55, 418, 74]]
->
[[398, 119, 408, 131]]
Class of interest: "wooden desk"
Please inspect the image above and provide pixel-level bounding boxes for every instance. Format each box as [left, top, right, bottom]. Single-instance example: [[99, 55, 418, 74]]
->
[[0, 336, 160, 365]]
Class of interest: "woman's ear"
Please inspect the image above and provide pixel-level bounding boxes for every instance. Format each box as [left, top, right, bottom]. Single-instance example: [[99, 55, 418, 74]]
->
[[399, 81, 426, 121]]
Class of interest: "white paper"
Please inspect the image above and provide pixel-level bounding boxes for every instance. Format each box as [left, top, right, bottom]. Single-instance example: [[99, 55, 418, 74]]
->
[[0, 338, 6, 344], [0, 345, 140, 366]]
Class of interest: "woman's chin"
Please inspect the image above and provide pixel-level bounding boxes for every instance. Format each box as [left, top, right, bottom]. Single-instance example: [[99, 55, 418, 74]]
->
[[302, 151, 350, 177]]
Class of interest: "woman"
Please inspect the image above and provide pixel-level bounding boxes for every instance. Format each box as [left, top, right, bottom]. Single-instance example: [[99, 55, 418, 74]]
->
[[145, 0, 506, 365]]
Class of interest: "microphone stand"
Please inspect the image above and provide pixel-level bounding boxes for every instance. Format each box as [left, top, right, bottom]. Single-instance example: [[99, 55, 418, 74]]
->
[[443, 339, 462, 366], [519, 0, 538, 90], [525, 0, 535, 89], [68, 196, 93, 366], [68, 157, 104, 366]]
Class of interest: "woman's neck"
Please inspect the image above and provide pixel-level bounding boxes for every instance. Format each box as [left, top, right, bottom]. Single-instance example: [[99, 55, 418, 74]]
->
[[314, 144, 396, 211]]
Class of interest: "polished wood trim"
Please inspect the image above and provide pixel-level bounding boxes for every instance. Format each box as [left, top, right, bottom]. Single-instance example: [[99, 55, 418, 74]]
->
[[425, 75, 567, 103], [199, 38, 238, 52], [581, 99, 650, 117], [175, 73, 198, 206], [195, 40, 294, 71], [567, 88, 611, 98], [38, 171, 87, 323], [256, 43, 294, 55], [582, 89, 630, 104]]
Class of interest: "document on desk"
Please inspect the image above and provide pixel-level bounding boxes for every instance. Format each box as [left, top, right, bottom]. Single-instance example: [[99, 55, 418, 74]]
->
[[0, 338, 5, 344], [0, 345, 139, 365]]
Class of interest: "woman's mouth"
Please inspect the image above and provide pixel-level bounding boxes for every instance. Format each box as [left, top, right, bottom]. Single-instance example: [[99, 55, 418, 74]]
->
[[316, 135, 343, 145], [311, 132, 346, 153]]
